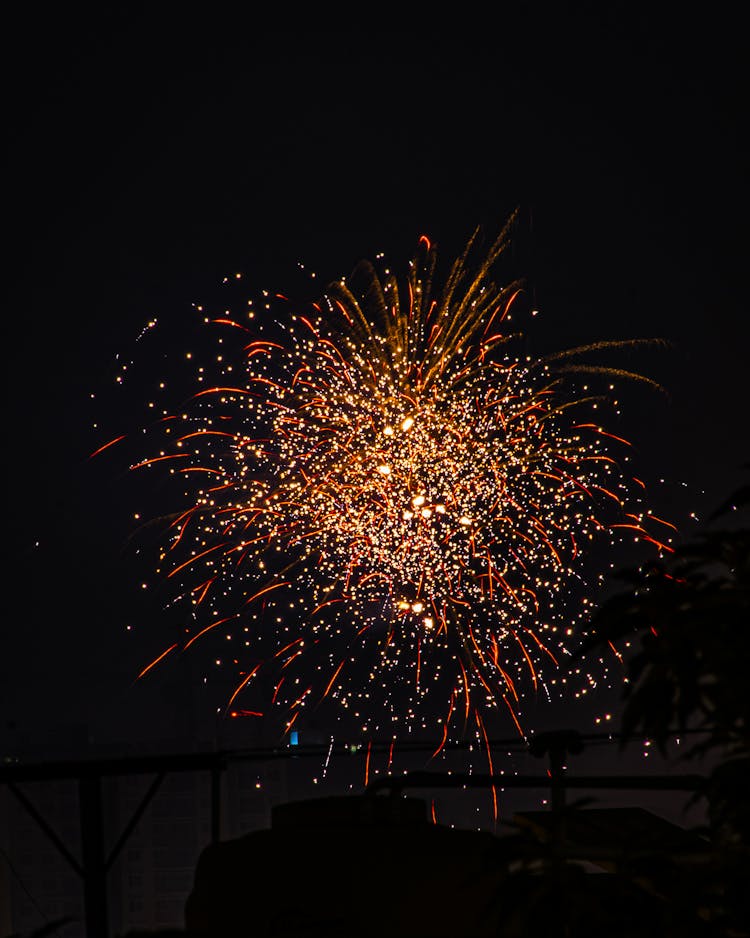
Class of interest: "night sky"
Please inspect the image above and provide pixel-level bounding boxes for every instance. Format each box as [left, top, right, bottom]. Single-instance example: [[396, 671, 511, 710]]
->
[[4, 15, 747, 761]]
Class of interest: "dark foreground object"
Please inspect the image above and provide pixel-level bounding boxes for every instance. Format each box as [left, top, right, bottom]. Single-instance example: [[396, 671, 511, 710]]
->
[[184, 795, 719, 937], [185, 795, 507, 937]]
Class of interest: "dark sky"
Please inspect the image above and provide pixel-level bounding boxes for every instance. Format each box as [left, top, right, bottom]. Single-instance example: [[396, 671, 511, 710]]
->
[[3, 15, 747, 756]]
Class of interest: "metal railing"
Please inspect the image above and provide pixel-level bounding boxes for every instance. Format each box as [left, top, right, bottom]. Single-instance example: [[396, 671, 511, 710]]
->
[[0, 730, 708, 937]]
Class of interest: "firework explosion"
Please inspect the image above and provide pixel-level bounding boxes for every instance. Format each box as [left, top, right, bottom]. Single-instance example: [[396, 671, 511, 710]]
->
[[98, 214, 674, 763]]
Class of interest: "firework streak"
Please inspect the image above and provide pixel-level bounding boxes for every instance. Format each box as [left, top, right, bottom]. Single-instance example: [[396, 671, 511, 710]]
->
[[102, 216, 674, 775]]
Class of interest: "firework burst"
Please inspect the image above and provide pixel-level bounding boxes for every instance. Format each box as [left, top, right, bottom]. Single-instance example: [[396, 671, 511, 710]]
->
[[99, 213, 674, 764]]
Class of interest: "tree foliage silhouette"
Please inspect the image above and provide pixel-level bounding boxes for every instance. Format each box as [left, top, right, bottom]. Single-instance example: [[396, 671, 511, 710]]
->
[[578, 469, 750, 936]]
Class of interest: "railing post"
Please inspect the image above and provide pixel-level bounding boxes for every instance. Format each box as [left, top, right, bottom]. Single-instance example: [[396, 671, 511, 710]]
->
[[528, 730, 584, 814], [211, 763, 222, 843], [79, 774, 108, 938]]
